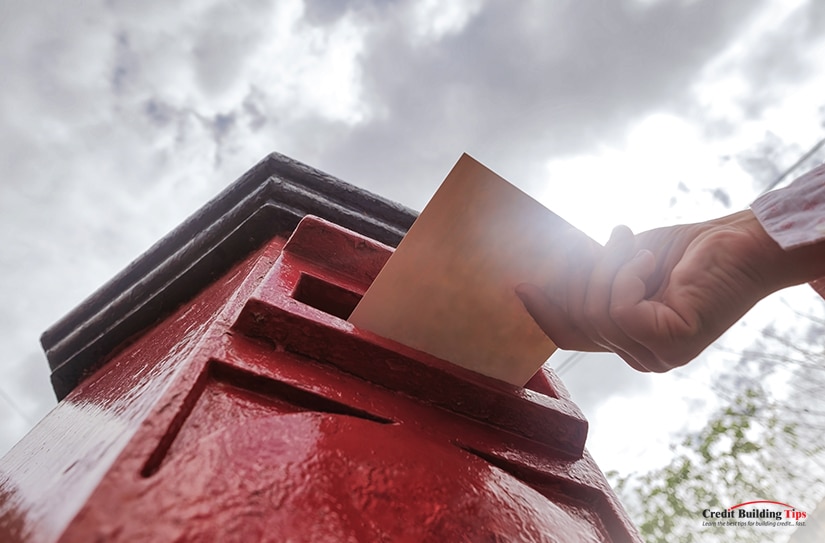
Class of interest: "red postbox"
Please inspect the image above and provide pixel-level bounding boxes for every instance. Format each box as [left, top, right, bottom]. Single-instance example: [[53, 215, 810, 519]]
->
[[0, 153, 641, 542]]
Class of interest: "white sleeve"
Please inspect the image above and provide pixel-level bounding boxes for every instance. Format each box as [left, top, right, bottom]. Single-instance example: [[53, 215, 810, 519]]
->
[[750, 162, 825, 298], [751, 163, 825, 249]]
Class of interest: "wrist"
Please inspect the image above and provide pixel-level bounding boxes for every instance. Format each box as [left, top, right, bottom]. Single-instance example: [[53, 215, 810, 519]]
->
[[720, 209, 825, 293]]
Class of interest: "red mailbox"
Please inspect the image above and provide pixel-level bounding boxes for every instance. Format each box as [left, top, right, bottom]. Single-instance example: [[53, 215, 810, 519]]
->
[[0, 153, 640, 542]]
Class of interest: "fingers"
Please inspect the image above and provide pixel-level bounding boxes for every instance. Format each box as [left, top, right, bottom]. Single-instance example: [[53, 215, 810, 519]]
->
[[517, 224, 698, 374], [579, 227, 659, 369], [610, 249, 689, 372], [515, 283, 601, 352], [518, 226, 659, 373], [582, 225, 635, 336], [516, 281, 651, 372], [610, 249, 656, 315], [564, 232, 598, 332]]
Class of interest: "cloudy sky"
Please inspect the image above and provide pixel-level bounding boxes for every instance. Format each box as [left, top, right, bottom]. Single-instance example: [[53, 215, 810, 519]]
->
[[2, 0, 825, 479]]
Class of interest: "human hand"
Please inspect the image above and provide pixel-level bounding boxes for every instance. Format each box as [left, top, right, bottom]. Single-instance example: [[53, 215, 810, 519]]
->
[[517, 210, 790, 372]]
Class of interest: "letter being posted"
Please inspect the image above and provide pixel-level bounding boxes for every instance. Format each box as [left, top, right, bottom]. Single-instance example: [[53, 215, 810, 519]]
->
[[349, 153, 595, 386]]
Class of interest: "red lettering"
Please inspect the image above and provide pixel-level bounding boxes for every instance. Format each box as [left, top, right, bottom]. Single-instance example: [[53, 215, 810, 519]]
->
[[785, 510, 807, 521]]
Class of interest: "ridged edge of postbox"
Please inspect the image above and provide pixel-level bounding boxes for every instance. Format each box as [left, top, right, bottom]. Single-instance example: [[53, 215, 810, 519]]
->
[[40, 152, 418, 400], [231, 215, 589, 457], [235, 296, 589, 457]]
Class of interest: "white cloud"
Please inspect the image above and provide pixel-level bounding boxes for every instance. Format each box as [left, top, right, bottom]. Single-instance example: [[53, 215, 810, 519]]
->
[[1, 0, 824, 490], [408, 0, 487, 44], [537, 111, 763, 249]]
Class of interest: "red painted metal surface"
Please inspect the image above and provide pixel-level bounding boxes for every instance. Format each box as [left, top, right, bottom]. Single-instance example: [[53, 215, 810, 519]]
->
[[0, 216, 641, 542]]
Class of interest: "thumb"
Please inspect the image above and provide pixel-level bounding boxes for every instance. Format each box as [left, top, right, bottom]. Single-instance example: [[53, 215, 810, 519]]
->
[[610, 249, 656, 315]]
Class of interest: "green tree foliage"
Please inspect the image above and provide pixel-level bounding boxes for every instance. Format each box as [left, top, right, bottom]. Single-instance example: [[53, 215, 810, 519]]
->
[[609, 298, 825, 543]]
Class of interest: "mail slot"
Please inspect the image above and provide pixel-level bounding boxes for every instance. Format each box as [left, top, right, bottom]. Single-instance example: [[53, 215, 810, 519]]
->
[[0, 153, 640, 542], [236, 215, 591, 457], [292, 273, 362, 320]]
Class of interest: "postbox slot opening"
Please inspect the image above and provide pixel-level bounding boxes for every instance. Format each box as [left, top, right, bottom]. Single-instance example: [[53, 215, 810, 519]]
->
[[293, 273, 363, 320]]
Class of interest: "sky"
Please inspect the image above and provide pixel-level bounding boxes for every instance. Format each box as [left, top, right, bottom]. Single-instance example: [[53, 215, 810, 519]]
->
[[1, 0, 825, 484]]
